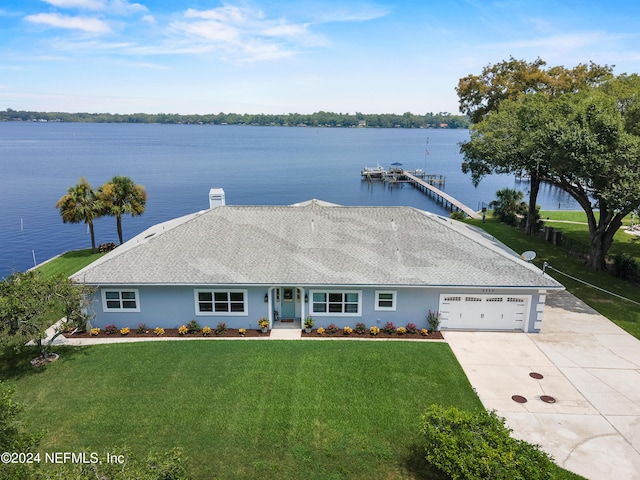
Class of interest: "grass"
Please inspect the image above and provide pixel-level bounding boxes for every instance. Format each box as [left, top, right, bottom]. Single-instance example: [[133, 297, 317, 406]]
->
[[468, 214, 640, 339], [3, 341, 582, 479], [6, 243, 590, 479], [35, 248, 105, 278], [539, 210, 640, 260]]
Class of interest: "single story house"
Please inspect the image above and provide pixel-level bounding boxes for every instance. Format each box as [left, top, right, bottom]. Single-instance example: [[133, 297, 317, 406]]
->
[[71, 192, 563, 333]]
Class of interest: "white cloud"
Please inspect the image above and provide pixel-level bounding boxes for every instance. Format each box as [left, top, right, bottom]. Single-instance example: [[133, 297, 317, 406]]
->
[[310, 4, 391, 23], [169, 4, 327, 62], [25, 12, 112, 33], [41, 0, 148, 15], [42, 0, 105, 9]]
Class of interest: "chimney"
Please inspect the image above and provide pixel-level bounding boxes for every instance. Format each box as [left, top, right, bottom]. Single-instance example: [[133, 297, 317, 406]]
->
[[209, 188, 226, 208]]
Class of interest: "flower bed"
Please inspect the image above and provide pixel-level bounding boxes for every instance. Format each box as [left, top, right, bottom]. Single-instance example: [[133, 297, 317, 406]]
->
[[67, 328, 270, 338], [301, 329, 444, 340]]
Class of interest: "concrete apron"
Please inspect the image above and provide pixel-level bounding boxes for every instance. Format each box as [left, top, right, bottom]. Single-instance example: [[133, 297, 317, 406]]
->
[[444, 291, 640, 480]]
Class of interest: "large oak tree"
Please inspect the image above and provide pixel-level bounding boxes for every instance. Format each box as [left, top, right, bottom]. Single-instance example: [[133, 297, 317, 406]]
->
[[457, 57, 613, 235], [460, 83, 640, 270]]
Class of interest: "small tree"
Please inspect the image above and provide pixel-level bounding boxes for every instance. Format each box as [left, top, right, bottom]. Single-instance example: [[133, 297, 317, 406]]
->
[[0, 271, 94, 361]]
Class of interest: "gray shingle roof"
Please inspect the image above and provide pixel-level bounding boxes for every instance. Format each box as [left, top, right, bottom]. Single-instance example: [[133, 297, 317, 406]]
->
[[71, 200, 563, 289]]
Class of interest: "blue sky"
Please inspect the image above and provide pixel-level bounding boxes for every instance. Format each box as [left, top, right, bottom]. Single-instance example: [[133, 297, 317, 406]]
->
[[1, 0, 639, 115]]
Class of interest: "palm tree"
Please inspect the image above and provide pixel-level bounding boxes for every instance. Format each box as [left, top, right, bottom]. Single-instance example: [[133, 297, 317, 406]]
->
[[56, 177, 102, 253], [489, 188, 527, 227], [99, 176, 147, 244]]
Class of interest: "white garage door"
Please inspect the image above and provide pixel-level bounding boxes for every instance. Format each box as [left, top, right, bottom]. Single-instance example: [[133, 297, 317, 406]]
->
[[439, 294, 530, 331]]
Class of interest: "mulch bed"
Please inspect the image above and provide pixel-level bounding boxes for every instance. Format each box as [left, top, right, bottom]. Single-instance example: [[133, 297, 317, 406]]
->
[[65, 328, 270, 339], [301, 330, 444, 340], [65, 329, 444, 340]]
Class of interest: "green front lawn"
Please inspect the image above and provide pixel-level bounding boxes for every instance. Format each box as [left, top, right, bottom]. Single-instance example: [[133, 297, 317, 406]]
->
[[5, 341, 583, 479]]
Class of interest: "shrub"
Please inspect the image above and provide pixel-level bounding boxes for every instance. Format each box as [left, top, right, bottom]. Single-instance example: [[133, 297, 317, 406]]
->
[[355, 322, 367, 334], [406, 322, 418, 334], [90, 327, 100, 336], [343, 326, 353, 335], [614, 253, 639, 280], [214, 323, 227, 336], [136, 323, 147, 334], [449, 210, 467, 220], [178, 325, 188, 335], [420, 405, 557, 480], [154, 327, 165, 336], [382, 321, 396, 334], [369, 326, 380, 336], [105, 324, 118, 335], [202, 326, 211, 336], [317, 327, 325, 335], [120, 327, 130, 336], [186, 319, 201, 334], [396, 326, 406, 335], [326, 323, 339, 334], [427, 310, 441, 332]]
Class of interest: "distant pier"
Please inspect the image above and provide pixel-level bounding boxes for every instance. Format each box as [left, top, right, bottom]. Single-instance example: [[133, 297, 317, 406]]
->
[[402, 172, 481, 219], [361, 166, 481, 219]]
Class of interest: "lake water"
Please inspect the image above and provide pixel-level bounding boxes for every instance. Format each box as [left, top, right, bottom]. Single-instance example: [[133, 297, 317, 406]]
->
[[0, 122, 579, 277]]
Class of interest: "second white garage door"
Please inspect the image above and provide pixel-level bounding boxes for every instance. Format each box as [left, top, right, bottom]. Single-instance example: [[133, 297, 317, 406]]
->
[[439, 294, 530, 331]]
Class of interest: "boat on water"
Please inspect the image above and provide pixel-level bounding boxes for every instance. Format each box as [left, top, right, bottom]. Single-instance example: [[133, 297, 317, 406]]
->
[[361, 164, 386, 178]]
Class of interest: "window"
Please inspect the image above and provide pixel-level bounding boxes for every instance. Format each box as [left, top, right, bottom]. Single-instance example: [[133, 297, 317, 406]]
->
[[311, 290, 361, 316], [102, 289, 139, 312], [195, 289, 247, 315], [375, 290, 396, 311]]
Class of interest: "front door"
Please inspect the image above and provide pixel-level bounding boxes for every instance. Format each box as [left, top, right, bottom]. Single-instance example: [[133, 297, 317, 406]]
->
[[281, 288, 296, 319]]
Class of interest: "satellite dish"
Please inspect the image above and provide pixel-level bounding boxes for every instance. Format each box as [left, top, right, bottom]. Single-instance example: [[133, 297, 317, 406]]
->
[[521, 251, 536, 262]]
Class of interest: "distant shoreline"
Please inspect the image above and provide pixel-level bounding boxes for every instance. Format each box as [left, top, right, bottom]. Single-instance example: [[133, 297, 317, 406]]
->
[[0, 108, 471, 129]]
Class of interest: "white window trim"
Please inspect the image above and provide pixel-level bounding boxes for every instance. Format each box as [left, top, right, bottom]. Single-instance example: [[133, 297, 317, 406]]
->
[[102, 289, 140, 313], [194, 289, 248, 316], [374, 290, 397, 311], [310, 290, 362, 317]]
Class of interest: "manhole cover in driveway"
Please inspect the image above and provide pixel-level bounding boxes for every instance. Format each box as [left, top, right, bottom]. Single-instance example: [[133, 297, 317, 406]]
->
[[529, 372, 544, 379], [540, 395, 556, 403], [511, 395, 527, 403]]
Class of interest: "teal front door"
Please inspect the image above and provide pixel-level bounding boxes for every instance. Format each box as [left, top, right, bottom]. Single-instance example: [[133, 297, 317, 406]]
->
[[281, 288, 296, 319]]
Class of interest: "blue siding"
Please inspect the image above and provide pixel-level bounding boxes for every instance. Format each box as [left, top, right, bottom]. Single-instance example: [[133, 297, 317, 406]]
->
[[89, 285, 544, 332], [91, 286, 271, 330]]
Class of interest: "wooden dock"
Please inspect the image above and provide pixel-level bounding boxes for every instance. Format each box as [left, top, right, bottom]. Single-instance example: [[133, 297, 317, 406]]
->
[[403, 171, 481, 219]]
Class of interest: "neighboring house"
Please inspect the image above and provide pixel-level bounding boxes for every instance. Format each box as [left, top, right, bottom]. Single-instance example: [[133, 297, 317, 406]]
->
[[71, 192, 563, 332]]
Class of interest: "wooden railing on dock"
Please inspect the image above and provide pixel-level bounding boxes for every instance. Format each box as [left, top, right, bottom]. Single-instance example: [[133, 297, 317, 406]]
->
[[403, 171, 481, 220]]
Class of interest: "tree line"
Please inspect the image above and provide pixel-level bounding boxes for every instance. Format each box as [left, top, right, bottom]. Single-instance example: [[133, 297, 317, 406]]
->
[[56, 176, 147, 253], [457, 57, 640, 270], [0, 109, 470, 129]]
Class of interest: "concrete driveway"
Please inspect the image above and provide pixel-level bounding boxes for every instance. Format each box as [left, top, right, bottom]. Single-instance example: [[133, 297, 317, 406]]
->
[[444, 291, 640, 480]]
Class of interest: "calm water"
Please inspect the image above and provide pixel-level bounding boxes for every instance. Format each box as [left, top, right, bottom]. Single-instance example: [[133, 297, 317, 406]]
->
[[0, 122, 578, 277]]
